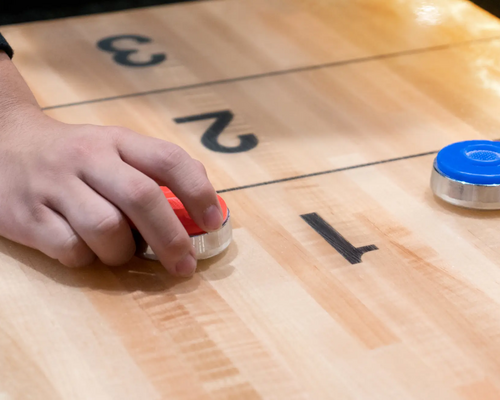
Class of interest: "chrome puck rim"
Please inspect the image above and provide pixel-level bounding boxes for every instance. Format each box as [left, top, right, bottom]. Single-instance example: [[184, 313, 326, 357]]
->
[[135, 211, 233, 261], [431, 165, 500, 210]]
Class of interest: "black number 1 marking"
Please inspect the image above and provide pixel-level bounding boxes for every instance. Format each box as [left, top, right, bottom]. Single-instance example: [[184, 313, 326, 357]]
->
[[301, 213, 378, 264], [174, 110, 258, 153], [97, 35, 166, 67]]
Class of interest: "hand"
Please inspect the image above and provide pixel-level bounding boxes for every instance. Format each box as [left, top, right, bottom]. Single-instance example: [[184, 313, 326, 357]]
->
[[0, 53, 223, 277]]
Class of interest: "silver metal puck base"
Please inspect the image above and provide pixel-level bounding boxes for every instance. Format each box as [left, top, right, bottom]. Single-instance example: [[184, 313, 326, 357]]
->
[[431, 167, 500, 210], [135, 211, 233, 261]]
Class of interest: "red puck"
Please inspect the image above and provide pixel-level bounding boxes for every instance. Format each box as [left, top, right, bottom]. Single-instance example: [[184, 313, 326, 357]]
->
[[134, 186, 233, 261], [160, 187, 229, 236]]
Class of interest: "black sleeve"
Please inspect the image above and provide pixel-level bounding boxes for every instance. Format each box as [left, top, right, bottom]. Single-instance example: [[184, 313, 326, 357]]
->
[[0, 33, 13, 59]]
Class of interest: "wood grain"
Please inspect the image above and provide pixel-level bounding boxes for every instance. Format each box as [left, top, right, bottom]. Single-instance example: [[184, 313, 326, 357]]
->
[[44, 40, 500, 191], [1, 0, 500, 107], [2, 0, 500, 399]]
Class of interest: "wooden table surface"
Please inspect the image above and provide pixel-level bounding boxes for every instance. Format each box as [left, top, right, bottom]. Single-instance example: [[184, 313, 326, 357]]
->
[[3, 0, 500, 399]]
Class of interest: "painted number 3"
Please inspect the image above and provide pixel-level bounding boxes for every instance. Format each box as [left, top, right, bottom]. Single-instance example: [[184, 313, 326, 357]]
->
[[97, 35, 166, 67]]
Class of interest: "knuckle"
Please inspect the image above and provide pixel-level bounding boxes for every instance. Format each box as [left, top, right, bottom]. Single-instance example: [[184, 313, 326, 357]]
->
[[163, 231, 192, 257], [92, 212, 123, 237], [56, 233, 91, 267], [195, 159, 207, 175], [63, 137, 96, 160], [124, 179, 160, 209], [37, 148, 66, 174], [60, 233, 80, 256], [189, 179, 215, 201], [102, 125, 131, 140], [28, 202, 49, 224], [46, 135, 101, 168], [157, 142, 190, 173]]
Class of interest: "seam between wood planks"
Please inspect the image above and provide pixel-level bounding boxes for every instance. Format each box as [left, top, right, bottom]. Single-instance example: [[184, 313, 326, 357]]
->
[[218, 136, 500, 193], [216, 151, 439, 193], [41, 35, 500, 111]]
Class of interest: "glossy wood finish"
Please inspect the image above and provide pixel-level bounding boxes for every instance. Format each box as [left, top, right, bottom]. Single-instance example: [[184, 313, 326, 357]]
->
[[3, 1, 500, 399], [2, 0, 500, 107]]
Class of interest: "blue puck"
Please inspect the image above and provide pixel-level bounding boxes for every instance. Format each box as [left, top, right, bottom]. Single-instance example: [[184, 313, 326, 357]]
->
[[431, 140, 500, 209], [435, 140, 500, 185]]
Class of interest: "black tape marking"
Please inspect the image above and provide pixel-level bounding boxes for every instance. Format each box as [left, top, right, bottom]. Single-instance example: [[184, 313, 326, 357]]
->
[[301, 213, 378, 264]]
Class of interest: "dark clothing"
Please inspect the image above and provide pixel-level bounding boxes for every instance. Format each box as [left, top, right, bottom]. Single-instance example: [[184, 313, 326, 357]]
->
[[0, 33, 13, 59], [0, 1, 193, 25]]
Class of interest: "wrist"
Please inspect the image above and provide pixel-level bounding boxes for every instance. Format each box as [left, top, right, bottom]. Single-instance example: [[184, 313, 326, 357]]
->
[[0, 53, 41, 129]]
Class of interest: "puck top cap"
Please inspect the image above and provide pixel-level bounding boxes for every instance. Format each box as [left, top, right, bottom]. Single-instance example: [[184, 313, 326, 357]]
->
[[435, 140, 500, 185], [161, 187, 228, 236]]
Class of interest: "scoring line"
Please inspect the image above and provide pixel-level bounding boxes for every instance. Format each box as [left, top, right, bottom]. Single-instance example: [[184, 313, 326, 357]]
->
[[217, 150, 438, 193], [42, 35, 500, 111]]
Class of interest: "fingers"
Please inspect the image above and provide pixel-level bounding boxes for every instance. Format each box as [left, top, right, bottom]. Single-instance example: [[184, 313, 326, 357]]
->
[[115, 132, 223, 233], [82, 158, 197, 277], [47, 179, 136, 266], [17, 125, 220, 276], [28, 204, 96, 268]]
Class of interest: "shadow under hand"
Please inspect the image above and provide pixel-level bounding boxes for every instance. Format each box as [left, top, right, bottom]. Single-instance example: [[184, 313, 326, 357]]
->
[[1, 237, 238, 295], [197, 241, 239, 281]]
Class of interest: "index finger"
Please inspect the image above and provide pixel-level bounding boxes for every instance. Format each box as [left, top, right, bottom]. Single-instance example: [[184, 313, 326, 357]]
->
[[83, 158, 197, 277], [115, 131, 224, 233]]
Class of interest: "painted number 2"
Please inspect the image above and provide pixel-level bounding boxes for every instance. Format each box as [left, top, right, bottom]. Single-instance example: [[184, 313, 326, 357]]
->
[[174, 110, 258, 154], [97, 35, 166, 67], [301, 213, 378, 264]]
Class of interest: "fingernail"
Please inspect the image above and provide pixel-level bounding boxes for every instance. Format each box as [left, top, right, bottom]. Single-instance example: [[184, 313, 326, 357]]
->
[[203, 204, 223, 231], [175, 253, 197, 277]]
